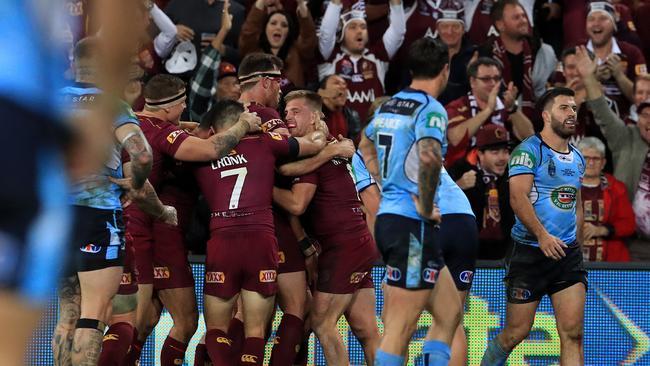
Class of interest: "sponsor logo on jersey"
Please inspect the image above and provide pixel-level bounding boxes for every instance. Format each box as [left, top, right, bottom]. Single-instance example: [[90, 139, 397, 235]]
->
[[269, 132, 283, 140], [278, 251, 286, 264], [378, 98, 423, 116], [386, 265, 401, 281], [153, 266, 170, 279], [556, 153, 574, 163], [340, 59, 353, 76], [426, 112, 446, 131], [241, 354, 259, 363], [510, 150, 535, 169], [120, 273, 132, 285], [551, 186, 577, 209], [349, 272, 368, 284], [259, 270, 277, 283], [459, 270, 474, 284], [422, 268, 439, 284], [216, 337, 232, 346], [510, 287, 532, 301], [348, 89, 375, 103], [206, 271, 225, 283], [80, 244, 101, 253], [211, 154, 248, 170], [166, 130, 183, 144]]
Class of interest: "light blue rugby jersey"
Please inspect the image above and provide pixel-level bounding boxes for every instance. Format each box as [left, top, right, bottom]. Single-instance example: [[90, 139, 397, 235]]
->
[[62, 86, 140, 210], [351, 150, 376, 193], [364, 88, 449, 220], [509, 134, 585, 246]]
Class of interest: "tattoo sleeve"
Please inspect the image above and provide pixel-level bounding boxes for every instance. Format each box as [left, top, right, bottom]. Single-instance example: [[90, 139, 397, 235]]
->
[[122, 131, 152, 189], [210, 119, 248, 158], [132, 180, 167, 219], [417, 138, 442, 217]]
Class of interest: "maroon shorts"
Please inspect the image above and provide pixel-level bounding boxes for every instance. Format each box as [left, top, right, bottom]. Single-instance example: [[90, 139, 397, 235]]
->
[[128, 206, 194, 290], [275, 216, 306, 274], [205, 229, 279, 299], [150, 219, 195, 290], [117, 230, 138, 295], [316, 232, 378, 294]]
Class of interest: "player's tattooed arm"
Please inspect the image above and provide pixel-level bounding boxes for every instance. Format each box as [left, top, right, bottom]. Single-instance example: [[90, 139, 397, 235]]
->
[[111, 163, 178, 226], [359, 134, 381, 184], [416, 137, 442, 219], [115, 124, 153, 190]]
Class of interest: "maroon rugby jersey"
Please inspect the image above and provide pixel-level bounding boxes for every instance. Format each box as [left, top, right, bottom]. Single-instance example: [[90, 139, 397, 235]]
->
[[292, 153, 369, 242], [194, 132, 298, 232], [136, 115, 191, 190]]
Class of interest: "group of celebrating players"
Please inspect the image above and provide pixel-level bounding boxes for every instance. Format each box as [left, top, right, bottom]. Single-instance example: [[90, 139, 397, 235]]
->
[[48, 18, 587, 366]]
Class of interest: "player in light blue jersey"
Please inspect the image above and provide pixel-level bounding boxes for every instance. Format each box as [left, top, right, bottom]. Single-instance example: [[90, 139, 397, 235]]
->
[[359, 37, 461, 366], [481, 87, 587, 366], [53, 36, 156, 366]]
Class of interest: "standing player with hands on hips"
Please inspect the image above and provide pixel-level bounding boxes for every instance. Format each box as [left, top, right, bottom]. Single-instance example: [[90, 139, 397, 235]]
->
[[481, 86, 587, 365]]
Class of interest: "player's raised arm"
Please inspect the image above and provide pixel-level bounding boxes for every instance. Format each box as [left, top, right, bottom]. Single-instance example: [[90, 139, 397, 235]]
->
[[415, 137, 442, 219], [115, 123, 152, 190]]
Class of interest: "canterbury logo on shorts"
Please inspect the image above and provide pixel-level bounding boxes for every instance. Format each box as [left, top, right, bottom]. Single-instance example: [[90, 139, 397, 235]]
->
[[153, 266, 170, 279], [216, 337, 232, 346], [259, 270, 277, 283], [241, 354, 258, 363], [206, 271, 225, 283], [120, 273, 132, 285], [349, 272, 368, 284]]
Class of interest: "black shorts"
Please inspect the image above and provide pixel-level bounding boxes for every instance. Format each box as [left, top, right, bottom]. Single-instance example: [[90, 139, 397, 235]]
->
[[504, 241, 587, 303], [375, 214, 445, 290], [440, 214, 478, 291], [68, 206, 126, 273]]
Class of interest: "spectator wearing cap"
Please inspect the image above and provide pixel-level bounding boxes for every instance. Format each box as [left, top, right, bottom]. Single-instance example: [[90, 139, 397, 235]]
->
[[585, 0, 647, 119], [164, 0, 246, 65], [318, 0, 405, 122], [577, 45, 650, 260], [448, 124, 515, 260], [188, 11, 239, 121], [444, 57, 534, 167], [436, 3, 481, 105], [576, 137, 635, 261], [480, 0, 557, 121], [318, 74, 362, 143], [238, 0, 316, 88], [625, 73, 650, 124]]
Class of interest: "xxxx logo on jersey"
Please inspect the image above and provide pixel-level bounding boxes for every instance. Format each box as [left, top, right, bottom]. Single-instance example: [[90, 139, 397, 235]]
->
[[551, 186, 577, 210]]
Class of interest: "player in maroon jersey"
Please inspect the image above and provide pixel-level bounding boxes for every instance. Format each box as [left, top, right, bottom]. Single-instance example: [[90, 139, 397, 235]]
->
[[193, 99, 326, 366], [273, 90, 381, 364], [117, 74, 263, 366], [233, 52, 357, 365]]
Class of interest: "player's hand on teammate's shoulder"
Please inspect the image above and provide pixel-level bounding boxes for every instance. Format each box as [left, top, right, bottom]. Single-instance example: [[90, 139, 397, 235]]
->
[[239, 110, 263, 133], [538, 232, 567, 261]]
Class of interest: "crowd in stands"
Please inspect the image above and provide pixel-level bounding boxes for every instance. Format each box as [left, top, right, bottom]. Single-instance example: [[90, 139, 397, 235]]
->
[[62, 0, 650, 265]]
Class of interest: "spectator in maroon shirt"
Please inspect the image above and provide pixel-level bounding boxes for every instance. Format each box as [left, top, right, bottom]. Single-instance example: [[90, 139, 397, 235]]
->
[[585, 1, 647, 118], [577, 137, 636, 261], [318, 74, 361, 143]]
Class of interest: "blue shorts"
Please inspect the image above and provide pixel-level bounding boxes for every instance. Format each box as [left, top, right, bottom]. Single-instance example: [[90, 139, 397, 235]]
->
[[0, 99, 71, 303], [439, 214, 479, 291], [375, 214, 445, 290]]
